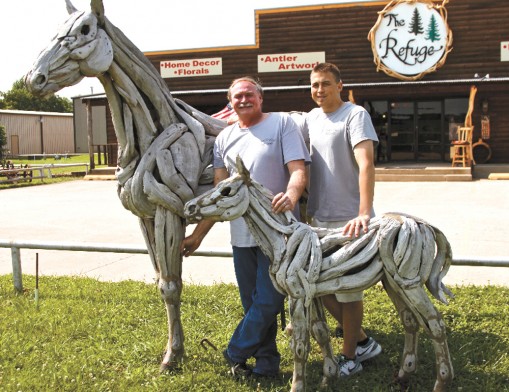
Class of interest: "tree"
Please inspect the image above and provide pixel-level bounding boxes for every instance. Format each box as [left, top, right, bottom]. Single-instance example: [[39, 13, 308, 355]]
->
[[408, 8, 424, 36], [426, 14, 442, 42], [0, 125, 7, 163], [0, 79, 72, 113]]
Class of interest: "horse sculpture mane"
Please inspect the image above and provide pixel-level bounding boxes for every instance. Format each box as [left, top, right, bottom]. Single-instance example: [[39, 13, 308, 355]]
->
[[25, 0, 229, 370], [184, 156, 455, 392]]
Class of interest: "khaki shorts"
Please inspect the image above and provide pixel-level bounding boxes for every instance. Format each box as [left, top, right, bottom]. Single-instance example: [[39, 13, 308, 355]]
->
[[310, 217, 364, 303]]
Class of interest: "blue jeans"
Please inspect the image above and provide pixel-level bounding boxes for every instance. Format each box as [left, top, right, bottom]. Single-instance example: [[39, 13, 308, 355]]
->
[[226, 246, 285, 376]]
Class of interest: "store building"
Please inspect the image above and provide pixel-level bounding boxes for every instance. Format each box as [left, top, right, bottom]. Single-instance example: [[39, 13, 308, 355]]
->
[[141, 0, 508, 164]]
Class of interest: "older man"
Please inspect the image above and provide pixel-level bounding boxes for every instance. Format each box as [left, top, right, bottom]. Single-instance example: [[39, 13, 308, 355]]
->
[[181, 76, 310, 378]]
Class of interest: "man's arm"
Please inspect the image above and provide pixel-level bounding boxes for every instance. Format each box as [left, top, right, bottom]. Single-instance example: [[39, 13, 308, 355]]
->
[[180, 167, 229, 257], [272, 159, 307, 213], [343, 139, 375, 237]]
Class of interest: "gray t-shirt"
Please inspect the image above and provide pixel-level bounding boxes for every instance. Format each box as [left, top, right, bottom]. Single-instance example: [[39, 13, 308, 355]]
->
[[302, 102, 378, 222], [214, 112, 311, 247]]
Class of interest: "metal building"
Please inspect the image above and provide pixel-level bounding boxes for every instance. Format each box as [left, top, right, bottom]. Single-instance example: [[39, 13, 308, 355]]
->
[[0, 110, 73, 156]]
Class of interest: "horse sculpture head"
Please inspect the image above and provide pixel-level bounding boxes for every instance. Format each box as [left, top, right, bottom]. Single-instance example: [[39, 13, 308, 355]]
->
[[25, 0, 113, 97], [185, 156, 252, 223]]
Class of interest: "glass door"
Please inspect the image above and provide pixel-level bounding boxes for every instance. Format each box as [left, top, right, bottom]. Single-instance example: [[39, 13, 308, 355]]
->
[[389, 101, 416, 160], [417, 101, 443, 160], [366, 99, 465, 162], [387, 100, 444, 161]]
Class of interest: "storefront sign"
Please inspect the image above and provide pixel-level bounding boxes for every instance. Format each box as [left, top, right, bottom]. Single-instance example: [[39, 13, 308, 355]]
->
[[160, 57, 222, 78], [501, 42, 509, 62], [258, 52, 325, 73], [368, 0, 452, 80]]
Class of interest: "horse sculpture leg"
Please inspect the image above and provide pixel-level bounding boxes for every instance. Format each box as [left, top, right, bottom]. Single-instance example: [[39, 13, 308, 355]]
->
[[140, 206, 185, 370], [288, 297, 311, 392], [384, 276, 454, 392], [309, 297, 338, 388]]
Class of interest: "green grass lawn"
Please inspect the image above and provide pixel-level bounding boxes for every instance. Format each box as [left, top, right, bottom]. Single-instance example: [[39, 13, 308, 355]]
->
[[0, 275, 508, 391], [0, 154, 107, 190]]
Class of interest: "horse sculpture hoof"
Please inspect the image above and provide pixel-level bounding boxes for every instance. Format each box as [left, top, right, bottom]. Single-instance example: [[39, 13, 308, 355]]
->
[[159, 360, 181, 373], [393, 371, 410, 392]]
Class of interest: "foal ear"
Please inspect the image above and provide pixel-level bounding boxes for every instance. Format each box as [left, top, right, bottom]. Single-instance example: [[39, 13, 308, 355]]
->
[[65, 0, 78, 14], [236, 156, 251, 183], [91, 0, 105, 24]]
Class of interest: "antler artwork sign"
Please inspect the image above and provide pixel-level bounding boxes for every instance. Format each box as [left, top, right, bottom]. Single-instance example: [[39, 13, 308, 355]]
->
[[368, 0, 453, 81]]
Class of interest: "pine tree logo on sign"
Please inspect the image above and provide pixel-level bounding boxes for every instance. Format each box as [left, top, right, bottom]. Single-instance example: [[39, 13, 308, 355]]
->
[[368, 0, 452, 81]]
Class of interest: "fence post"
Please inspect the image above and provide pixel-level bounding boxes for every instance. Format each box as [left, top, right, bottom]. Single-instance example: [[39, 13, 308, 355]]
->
[[37, 168, 45, 182], [11, 246, 23, 293], [98, 145, 103, 166]]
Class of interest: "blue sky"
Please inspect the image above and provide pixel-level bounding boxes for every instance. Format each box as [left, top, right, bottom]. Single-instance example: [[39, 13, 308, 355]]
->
[[3, 0, 372, 98]]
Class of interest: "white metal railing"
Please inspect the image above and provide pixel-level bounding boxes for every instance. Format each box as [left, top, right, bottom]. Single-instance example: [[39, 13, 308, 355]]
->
[[1, 239, 508, 292], [0, 239, 232, 292]]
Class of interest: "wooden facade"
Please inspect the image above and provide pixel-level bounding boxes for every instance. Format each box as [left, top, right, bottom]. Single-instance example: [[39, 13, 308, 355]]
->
[[142, 0, 509, 163]]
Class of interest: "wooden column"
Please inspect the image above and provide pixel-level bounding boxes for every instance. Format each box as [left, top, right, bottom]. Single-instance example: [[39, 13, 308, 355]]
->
[[86, 100, 95, 169]]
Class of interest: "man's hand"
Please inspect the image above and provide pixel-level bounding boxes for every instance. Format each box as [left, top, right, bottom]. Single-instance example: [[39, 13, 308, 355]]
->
[[272, 159, 307, 214], [180, 233, 203, 257], [180, 219, 216, 257], [272, 191, 295, 214], [342, 214, 371, 238]]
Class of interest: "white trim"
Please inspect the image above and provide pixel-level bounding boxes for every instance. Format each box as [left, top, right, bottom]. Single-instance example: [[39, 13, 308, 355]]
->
[[0, 109, 73, 117]]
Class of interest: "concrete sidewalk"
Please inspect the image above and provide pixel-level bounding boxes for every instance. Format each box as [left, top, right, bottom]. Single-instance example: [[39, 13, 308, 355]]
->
[[1, 179, 508, 287]]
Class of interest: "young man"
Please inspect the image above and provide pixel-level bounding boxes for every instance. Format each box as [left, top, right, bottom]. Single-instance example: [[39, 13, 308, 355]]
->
[[181, 77, 310, 378], [302, 62, 382, 377]]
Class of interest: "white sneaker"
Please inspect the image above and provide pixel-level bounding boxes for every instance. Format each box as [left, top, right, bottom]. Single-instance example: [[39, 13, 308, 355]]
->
[[337, 355, 362, 377], [356, 337, 382, 362]]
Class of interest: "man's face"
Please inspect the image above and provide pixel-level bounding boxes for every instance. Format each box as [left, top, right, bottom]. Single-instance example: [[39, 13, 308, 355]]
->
[[310, 71, 342, 112], [230, 81, 263, 118]]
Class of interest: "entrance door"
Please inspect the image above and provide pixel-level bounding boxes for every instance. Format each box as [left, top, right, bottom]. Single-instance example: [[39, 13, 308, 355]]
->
[[389, 101, 443, 161], [416, 101, 444, 160], [389, 101, 415, 160]]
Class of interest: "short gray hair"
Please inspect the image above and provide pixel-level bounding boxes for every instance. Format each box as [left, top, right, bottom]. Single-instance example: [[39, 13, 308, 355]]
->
[[227, 76, 263, 101]]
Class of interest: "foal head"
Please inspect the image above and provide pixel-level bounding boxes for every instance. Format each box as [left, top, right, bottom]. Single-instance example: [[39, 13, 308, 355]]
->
[[185, 156, 252, 223]]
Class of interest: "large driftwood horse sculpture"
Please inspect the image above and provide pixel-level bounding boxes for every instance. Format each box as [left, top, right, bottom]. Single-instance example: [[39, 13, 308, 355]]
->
[[25, 0, 228, 370], [185, 157, 455, 392]]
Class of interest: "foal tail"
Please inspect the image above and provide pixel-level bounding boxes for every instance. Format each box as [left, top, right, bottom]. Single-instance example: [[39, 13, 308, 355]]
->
[[377, 212, 454, 304]]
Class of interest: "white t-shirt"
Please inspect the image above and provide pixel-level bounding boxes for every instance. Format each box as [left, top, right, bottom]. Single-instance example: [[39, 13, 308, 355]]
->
[[214, 112, 311, 247]]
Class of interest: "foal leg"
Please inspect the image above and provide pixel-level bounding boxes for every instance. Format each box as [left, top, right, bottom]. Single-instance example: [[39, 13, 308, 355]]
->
[[384, 276, 454, 391], [309, 297, 338, 388], [382, 277, 420, 389], [288, 297, 311, 392], [141, 207, 186, 370], [402, 284, 454, 392]]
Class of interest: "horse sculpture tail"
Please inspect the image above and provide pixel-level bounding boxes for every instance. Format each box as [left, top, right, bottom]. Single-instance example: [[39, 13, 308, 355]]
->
[[377, 212, 454, 305]]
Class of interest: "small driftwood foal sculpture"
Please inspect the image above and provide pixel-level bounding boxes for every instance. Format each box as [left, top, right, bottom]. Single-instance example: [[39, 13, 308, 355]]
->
[[25, 0, 228, 370], [184, 157, 455, 392]]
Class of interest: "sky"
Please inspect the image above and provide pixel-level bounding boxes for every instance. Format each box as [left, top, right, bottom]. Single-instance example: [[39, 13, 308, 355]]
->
[[2, 0, 371, 99]]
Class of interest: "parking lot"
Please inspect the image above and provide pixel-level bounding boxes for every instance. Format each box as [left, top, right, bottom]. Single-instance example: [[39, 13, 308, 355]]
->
[[1, 179, 508, 287]]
